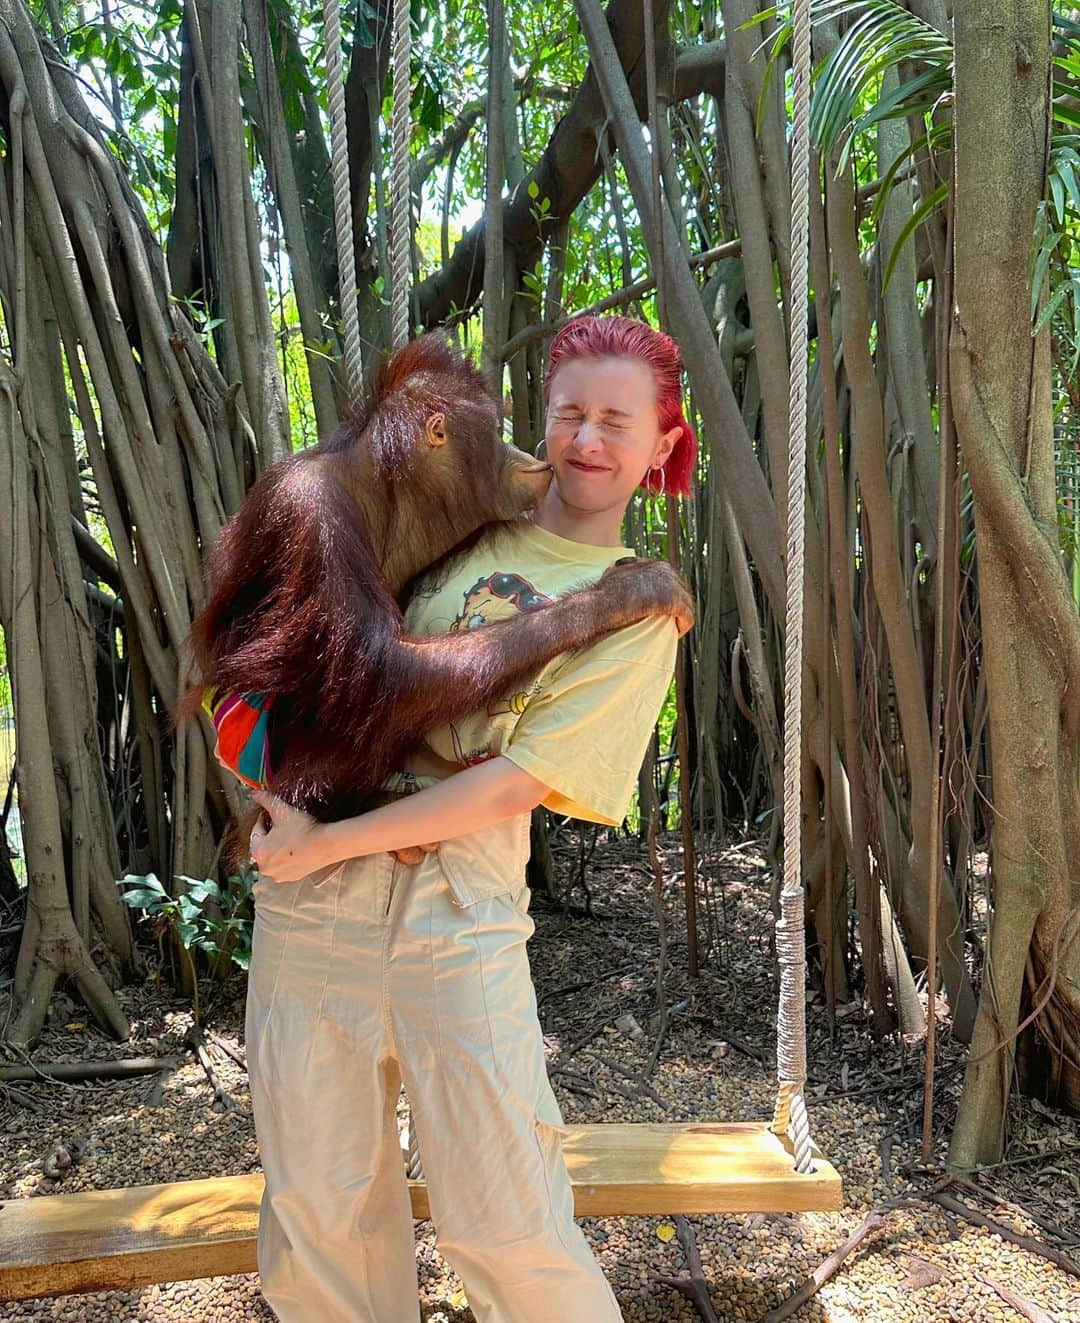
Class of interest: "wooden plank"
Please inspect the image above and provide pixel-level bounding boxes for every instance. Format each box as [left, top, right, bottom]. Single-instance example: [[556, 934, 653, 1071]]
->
[[0, 1176, 260, 1300], [555, 1122, 842, 1217], [0, 1122, 842, 1301]]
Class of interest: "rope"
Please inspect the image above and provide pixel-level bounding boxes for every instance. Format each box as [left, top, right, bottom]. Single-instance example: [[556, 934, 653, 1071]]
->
[[389, 0, 412, 349], [324, 1, 418, 1172], [323, 0, 363, 402], [770, 0, 815, 1175], [406, 1122, 423, 1180], [392, 0, 422, 1179]]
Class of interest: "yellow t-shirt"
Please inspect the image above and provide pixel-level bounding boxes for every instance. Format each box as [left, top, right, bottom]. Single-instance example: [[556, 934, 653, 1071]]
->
[[380, 519, 679, 826]]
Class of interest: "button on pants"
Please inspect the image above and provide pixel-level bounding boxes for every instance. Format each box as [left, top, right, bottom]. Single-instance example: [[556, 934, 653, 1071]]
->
[[245, 818, 623, 1322]]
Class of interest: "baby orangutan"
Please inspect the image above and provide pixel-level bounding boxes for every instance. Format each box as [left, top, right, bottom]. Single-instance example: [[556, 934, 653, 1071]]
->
[[176, 335, 693, 855]]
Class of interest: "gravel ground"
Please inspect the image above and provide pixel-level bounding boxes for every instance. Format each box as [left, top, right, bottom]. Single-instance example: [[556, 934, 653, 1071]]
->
[[1, 833, 1078, 1322]]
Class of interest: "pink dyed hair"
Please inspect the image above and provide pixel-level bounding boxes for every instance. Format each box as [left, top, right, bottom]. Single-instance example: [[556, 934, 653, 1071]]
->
[[543, 314, 698, 497]]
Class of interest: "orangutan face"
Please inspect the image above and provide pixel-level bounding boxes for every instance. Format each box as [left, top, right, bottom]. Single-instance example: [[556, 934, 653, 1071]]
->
[[421, 404, 552, 535]]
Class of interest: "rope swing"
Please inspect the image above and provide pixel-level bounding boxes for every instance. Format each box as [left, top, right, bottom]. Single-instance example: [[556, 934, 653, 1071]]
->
[[324, 0, 423, 1178], [322, 0, 363, 402], [770, 0, 816, 1176], [388, 0, 412, 349], [323, 0, 413, 405], [321, 0, 832, 1203]]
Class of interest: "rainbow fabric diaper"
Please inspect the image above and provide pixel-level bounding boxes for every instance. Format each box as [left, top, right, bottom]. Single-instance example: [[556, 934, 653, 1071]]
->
[[202, 687, 273, 789]]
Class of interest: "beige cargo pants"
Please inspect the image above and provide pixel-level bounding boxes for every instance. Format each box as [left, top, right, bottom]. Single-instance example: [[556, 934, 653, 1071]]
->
[[245, 812, 623, 1322]]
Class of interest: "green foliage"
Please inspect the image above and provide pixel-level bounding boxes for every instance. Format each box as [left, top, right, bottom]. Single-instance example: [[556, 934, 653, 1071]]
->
[[118, 869, 256, 1019], [753, 3, 1080, 346], [622, 673, 681, 837], [804, 1, 951, 166]]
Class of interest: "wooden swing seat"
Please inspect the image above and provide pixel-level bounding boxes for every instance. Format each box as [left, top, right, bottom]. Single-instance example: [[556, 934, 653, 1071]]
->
[[0, 1121, 841, 1301]]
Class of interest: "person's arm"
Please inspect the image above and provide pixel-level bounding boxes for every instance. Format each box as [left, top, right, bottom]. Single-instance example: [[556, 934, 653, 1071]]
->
[[250, 756, 549, 882]]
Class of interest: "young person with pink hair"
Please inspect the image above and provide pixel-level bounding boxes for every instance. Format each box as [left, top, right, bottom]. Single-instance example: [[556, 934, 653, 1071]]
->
[[245, 315, 696, 1322]]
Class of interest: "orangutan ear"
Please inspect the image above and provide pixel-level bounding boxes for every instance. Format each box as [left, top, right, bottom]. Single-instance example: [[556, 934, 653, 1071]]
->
[[425, 412, 448, 447]]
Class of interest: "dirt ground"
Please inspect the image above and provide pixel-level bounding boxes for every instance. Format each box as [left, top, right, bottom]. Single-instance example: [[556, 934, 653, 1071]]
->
[[1, 832, 1078, 1321]]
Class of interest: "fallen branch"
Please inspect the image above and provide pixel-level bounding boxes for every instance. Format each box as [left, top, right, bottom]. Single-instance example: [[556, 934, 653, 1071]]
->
[[931, 1192, 1080, 1279], [0, 1056, 183, 1084], [757, 1211, 889, 1323], [592, 1052, 669, 1111], [205, 1028, 247, 1071], [975, 1272, 1058, 1323], [559, 1020, 611, 1059], [535, 963, 637, 1009], [655, 1215, 720, 1323], [547, 1066, 600, 1099], [948, 1172, 1080, 1247], [702, 1030, 767, 1065], [186, 1029, 234, 1112], [0, 1081, 46, 1113]]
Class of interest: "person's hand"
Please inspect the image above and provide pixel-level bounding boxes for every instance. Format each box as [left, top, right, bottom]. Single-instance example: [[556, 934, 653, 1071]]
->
[[249, 789, 331, 883]]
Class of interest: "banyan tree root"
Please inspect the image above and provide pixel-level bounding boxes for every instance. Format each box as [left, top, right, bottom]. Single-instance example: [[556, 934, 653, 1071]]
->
[[931, 1191, 1080, 1280], [0, 1056, 183, 1084], [757, 1211, 889, 1323], [654, 1215, 720, 1323]]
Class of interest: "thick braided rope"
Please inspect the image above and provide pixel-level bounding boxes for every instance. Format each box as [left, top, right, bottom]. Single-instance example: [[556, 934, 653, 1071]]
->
[[406, 1123, 423, 1181], [392, 1, 418, 1176], [389, 0, 411, 349], [770, 0, 815, 1176], [323, 0, 362, 403], [323, 1, 423, 1185]]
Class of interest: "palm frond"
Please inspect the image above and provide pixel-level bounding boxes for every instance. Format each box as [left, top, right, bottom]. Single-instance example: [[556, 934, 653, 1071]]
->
[[880, 181, 947, 296], [868, 119, 950, 227], [809, 1, 951, 156]]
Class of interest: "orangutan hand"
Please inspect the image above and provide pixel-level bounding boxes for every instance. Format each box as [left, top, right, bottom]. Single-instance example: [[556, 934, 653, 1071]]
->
[[391, 842, 440, 865]]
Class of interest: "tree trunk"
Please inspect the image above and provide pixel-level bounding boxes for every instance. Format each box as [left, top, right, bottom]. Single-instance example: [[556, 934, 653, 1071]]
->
[[0, 0, 248, 1040], [950, 0, 1080, 1165]]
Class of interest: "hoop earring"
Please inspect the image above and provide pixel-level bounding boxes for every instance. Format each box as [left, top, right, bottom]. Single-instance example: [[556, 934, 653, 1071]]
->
[[535, 438, 549, 462], [651, 463, 666, 498]]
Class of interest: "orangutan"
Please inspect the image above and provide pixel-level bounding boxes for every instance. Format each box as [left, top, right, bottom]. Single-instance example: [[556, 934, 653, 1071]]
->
[[176, 334, 693, 832]]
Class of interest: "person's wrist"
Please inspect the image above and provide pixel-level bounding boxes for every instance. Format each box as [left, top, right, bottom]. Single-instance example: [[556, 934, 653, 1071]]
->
[[313, 818, 347, 868]]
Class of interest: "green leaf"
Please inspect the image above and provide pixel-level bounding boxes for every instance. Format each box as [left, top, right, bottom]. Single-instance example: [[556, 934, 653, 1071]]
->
[[120, 872, 167, 895], [869, 124, 949, 226], [881, 182, 948, 295], [1033, 282, 1070, 336], [179, 876, 222, 904], [808, 0, 952, 156], [177, 894, 202, 922], [1031, 220, 1063, 316], [1051, 170, 1066, 226], [119, 889, 170, 911]]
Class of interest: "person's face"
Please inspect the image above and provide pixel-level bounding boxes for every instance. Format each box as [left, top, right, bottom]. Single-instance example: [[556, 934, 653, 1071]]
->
[[543, 356, 681, 515]]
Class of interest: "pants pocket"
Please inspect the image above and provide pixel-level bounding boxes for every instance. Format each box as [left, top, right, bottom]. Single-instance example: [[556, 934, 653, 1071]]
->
[[437, 813, 532, 907]]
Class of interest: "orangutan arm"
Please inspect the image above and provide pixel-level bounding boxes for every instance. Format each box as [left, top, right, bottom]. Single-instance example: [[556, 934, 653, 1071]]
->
[[390, 556, 693, 744]]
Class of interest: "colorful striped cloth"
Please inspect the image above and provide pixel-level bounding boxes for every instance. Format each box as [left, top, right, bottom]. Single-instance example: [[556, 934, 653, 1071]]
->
[[202, 687, 273, 789]]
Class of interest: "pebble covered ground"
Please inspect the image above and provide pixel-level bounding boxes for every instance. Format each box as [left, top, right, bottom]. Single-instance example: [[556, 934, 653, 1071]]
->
[[1, 833, 1078, 1322]]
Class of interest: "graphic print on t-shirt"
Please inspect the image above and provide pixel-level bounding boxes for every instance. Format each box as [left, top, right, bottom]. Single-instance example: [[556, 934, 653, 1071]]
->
[[444, 571, 555, 764], [449, 571, 554, 631]]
